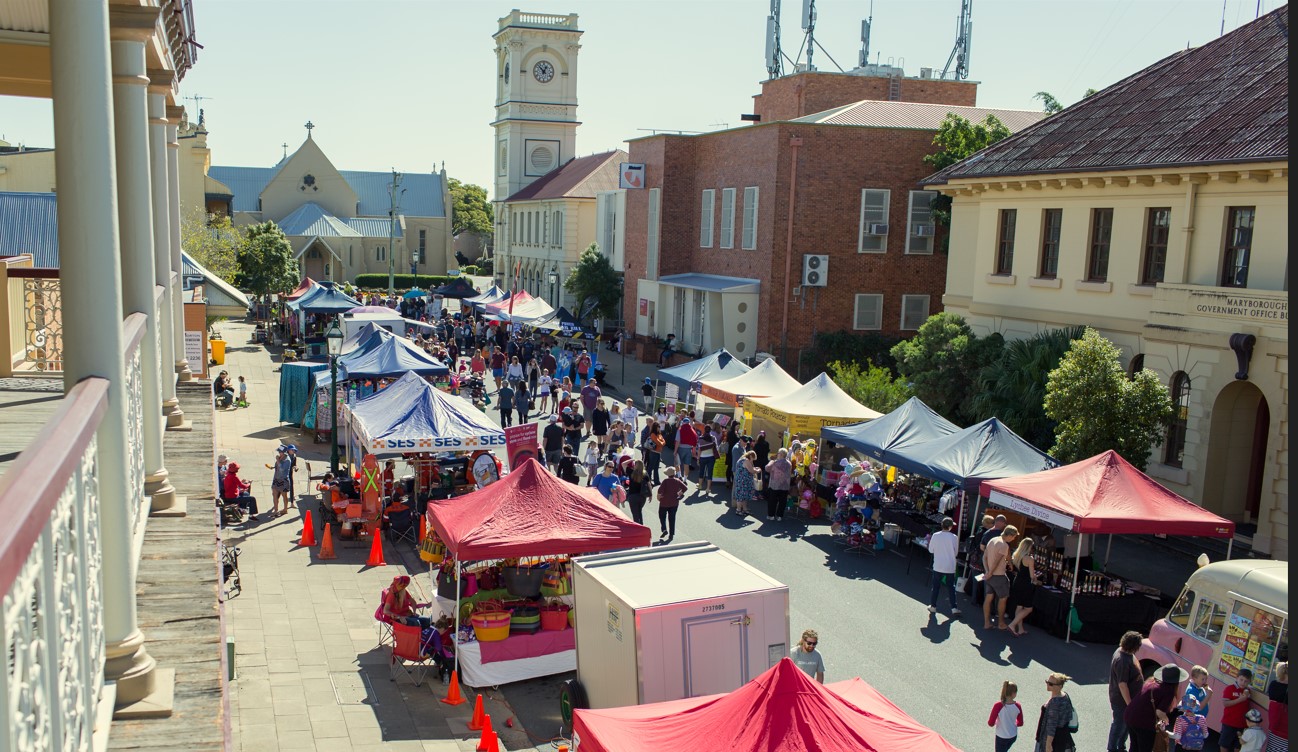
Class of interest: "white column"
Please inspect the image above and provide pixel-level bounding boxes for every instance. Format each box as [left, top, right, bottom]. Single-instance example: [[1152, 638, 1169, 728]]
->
[[50, 0, 166, 713], [147, 78, 183, 428], [166, 106, 194, 384], [111, 11, 175, 513]]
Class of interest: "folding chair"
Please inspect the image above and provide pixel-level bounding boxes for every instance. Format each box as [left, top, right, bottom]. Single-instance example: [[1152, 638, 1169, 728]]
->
[[385, 506, 417, 547], [373, 588, 394, 648], [389, 623, 433, 687]]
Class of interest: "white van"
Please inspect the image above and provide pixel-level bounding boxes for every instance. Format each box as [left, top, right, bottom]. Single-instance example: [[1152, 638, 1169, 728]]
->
[[1137, 560, 1287, 732], [341, 312, 409, 340]]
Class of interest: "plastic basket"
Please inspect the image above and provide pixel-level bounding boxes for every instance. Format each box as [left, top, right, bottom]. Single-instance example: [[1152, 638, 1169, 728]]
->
[[470, 611, 513, 642], [540, 605, 571, 631]]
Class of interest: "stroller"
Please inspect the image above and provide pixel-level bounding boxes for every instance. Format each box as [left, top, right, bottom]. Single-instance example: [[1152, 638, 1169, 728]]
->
[[220, 543, 241, 600]]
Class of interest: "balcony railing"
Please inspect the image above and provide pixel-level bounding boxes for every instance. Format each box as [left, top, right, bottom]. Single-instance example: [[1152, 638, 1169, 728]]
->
[[7, 269, 62, 373], [123, 313, 148, 553], [503, 10, 579, 30]]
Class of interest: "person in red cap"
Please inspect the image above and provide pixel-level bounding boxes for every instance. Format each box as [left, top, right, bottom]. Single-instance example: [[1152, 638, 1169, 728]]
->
[[221, 462, 259, 520]]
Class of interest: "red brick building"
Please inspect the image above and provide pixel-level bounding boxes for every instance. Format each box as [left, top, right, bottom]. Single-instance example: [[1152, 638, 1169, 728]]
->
[[620, 71, 1041, 366]]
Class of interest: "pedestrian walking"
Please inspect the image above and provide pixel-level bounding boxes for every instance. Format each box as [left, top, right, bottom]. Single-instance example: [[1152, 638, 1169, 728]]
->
[[625, 460, 649, 525], [1034, 673, 1076, 752], [1108, 631, 1146, 752], [926, 517, 962, 616], [542, 415, 565, 468], [591, 399, 611, 454], [655, 466, 687, 542], [497, 381, 515, 427], [1005, 538, 1038, 635], [582, 443, 600, 486], [789, 630, 824, 683], [537, 369, 553, 414], [555, 445, 580, 484], [694, 424, 720, 493], [982, 524, 1019, 631], [643, 422, 664, 485], [268, 447, 293, 517], [988, 680, 1024, 752], [562, 406, 585, 454], [580, 380, 602, 433], [764, 448, 792, 518], [1266, 662, 1287, 752], [489, 346, 506, 390], [591, 461, 622, 500], [732, 450, 757, 515], [619, 397, 640, 432], [512, 380, 530, 425], [1125, 664, 1187, 752]]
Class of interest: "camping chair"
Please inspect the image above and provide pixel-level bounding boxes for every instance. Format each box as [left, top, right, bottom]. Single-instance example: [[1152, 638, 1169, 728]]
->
[[384, 505, 417, 547], [373, 588, 394, 648], [389, 623, 433, 687]]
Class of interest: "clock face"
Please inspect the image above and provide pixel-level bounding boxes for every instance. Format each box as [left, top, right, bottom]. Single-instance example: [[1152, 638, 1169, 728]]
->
[[533, 60, 555, 83]]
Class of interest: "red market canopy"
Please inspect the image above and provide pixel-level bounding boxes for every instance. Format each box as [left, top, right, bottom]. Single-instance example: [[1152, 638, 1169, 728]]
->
[[979, 450, 1235, 538], [425, 458, 651, 561], [284, 277, 319, 301], [573, 658, 961, 752]]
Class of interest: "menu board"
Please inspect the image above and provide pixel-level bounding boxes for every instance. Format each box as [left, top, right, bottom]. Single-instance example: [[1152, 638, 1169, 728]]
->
[[1218, 602, 1284, 692]]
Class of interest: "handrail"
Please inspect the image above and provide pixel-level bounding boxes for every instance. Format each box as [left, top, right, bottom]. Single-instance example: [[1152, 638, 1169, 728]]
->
[[0, 377, 109, 596], [7, 267, 59, 279], [123, 311, 147, 357]]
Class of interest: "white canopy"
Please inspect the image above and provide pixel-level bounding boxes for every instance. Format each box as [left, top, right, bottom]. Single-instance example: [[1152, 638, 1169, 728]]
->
[[745, 372, 882, 434], [345, 372, 505, 457], [698, 358, 801, 406]]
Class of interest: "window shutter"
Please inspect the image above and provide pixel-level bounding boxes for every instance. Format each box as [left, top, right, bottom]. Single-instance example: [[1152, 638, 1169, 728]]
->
[[741, 187, 759, 250], [853, 294, 883, 330], [720, 188, 736, 249], [906, 190, 937, 254], [699, 189, 715, 248], [901, 295, 930, 330], [858, 189, 890, 253]]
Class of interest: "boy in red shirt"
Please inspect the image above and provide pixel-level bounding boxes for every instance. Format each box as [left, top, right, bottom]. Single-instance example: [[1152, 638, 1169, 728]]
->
[[1219, 668, 1254, 751]]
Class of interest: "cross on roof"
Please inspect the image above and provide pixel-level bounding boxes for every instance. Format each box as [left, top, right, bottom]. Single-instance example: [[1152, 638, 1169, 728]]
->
[[304, 121, 314, 137]]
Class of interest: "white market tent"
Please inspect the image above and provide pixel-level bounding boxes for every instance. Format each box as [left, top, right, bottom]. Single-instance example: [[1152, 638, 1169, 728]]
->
[[483, 290, 555, 323], [745, 372, 882, 436], [345, 371, 505, 457], [698, 357, 801, 406]]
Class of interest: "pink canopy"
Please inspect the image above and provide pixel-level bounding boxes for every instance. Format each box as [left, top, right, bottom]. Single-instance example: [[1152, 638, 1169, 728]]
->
[[425, 458, 650, 561], [979, 450, 1234, 538], [573, 658, 961, 752], [284, 277, 318, 301]]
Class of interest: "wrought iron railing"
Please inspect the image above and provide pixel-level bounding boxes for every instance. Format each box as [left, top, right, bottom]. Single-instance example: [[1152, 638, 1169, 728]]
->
[[9, 269, 62, 373], [123, 313, 148, 553], [0, 376, 109, 752]]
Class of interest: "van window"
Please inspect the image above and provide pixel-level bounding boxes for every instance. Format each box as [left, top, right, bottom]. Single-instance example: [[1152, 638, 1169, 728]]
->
[[1222, 600, 1288, 692], [1192, 598, 1227, 643], [1168, 588, 1196, 630]]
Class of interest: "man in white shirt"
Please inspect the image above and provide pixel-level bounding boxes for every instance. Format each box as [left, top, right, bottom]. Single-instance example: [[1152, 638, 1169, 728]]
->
[[927, 517, 962, 616]]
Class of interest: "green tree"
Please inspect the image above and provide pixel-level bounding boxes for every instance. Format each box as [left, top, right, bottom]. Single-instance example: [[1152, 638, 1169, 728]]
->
[[448, 178, 494, 237], [1033, 91, 1064, 115], [889, 312, 1003, 424], [969, 326, 1085, 450], [180, 210, 242, 284], [828, 360, 913, 415], [1043, 328, 1174, 470], [923, 114, 1013, 252], [563, 243, 622, 324], [800, 331, 902, 380], [234, 221, 298, 297]]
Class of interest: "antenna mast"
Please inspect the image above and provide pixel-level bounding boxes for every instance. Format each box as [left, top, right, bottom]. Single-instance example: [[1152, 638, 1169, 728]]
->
[[940, 0, 973, 80], [859, 0, 874, 68], [765, 0, 784, 79], [801, 0, 817, 71]]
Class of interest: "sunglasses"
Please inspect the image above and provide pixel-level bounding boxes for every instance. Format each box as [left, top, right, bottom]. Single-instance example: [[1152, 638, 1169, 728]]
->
[[804, 641, 817, 647]]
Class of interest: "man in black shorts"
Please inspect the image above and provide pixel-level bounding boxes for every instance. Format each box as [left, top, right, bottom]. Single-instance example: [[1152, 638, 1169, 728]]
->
[[982, 524, 1018, 631]]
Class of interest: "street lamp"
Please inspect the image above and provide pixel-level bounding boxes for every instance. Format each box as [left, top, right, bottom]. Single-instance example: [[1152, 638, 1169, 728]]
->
[[326, 320, 344, 474], [548, 266, 558, 307]]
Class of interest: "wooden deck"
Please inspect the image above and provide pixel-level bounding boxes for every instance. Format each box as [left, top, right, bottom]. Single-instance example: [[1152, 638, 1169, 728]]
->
[[109, 381, 226, 750], [0, 376, 64, 476]]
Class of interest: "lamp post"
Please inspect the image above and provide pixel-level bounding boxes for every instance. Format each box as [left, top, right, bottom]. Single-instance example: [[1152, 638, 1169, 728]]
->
[[326, 320, 343, 474], [548, 266, 559, 308]]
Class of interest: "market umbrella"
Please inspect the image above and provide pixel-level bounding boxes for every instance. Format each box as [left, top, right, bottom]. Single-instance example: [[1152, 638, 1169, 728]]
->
[[402, 288, 427, 299], [347, 305, 397, 314]]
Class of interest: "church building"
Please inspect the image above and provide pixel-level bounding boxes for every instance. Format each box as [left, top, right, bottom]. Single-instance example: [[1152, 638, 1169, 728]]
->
[[177, 117, 455, 281]]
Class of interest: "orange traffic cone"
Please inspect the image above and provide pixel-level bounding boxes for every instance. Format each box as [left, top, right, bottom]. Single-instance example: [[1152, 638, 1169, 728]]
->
[[298, 510, 317, 547], [467, 693, 485, 730], [440, 670, 467, 705], [475, 714, 499, 752], [365, 530, 386, 567], [317, 524, 336, 560]]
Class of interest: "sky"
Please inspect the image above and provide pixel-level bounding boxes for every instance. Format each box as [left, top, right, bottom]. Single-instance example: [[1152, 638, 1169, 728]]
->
[[0, 0, 1279, 201]]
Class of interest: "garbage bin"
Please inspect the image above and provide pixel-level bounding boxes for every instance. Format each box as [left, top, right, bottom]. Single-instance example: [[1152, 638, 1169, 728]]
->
[[210, 338, 226, 365]]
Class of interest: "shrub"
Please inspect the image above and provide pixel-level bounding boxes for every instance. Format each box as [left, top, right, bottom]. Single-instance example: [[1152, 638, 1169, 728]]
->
[[800, 331, 902, 378], [352, 273, 455, 290], [459, 265, 481, 276]]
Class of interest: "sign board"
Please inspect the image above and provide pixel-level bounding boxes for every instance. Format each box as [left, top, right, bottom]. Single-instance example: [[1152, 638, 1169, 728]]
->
[[504, 423, 539, 471], [639, 298, 648, 316], [183, 331, 204, 374], [663, 382, 680, 401], [618, 162, 645, 189], [986, 489, 1076, 531]]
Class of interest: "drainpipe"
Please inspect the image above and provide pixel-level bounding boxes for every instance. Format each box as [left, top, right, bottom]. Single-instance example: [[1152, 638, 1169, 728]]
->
[[781, 135, 802, 365], [1179, 180, 1198, 284]]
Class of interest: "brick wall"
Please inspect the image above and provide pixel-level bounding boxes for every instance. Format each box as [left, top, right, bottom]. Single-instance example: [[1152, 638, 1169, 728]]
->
[[623, 120, 949, 359], [751, 71, 978, 123]]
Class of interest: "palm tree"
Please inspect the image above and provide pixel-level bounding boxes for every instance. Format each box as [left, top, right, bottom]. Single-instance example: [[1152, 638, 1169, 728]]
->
[[969, 326, 1085, 449]]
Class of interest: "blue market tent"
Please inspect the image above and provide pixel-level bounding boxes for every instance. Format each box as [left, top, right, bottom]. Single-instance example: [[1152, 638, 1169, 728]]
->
[[884, 417, 1057, 490], [341, 322, 391, 354], [431, 277, 479, 298], [822, 397, 960, 465], [346, 371, 503, 456], [278, 361, 329, 425], [465, 285, 508, 310], [657, 349, 751, 390], [289, 284, 362, 313], [336, 334, 449, 380]]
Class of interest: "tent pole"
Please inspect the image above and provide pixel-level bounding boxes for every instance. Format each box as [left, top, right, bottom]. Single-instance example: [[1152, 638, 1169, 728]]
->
[[1105, 533, 1114, 572], [1066, 535, 1083, 645], [453, 559, 462, 676], [1226, 538, 1234, 561], [961, 495, 984, 583]]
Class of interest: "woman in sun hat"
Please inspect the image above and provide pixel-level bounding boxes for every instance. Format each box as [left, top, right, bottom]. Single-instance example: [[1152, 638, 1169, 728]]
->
[[1125, 663, 1188, 752]]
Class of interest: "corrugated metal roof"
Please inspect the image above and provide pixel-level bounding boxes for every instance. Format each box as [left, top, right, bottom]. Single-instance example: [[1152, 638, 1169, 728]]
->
[[791, 100, 1045, 133], [0, 191, 59, 267], [505, 150, 627, 202], [206, 164, 446, 218], [345, 217, 403, 238], [926, 6, 1288, 183], [180, 251, 249, 309], [277, 202, 361, 238]]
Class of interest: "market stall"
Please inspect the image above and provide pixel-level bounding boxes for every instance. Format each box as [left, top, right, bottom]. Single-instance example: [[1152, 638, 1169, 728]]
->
[[345, 371, 502, 460], [277, 361, 329, 425], [287, 283, 363, 355], [572, 657, 961, 752], [696, 356, 799, 407], [425, 458, 651, 688], [821, 396, 959, 465], [745, 372, 881, 443], [979, 449, 1235, 643], [464, 284, 509, 312], [483, 290, 555, 323], [335, 334, 449, 381], [654, 348, 752, 417]]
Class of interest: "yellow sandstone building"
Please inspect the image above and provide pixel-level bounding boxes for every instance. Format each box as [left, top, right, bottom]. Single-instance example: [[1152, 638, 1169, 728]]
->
[[925, 8, 1288, 557]]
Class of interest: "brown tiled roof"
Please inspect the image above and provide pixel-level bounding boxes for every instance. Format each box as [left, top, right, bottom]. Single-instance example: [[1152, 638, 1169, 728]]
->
[[925, 6, 1288, 184], [505, 150, 627, 202], [791, 100, 1044, 133]]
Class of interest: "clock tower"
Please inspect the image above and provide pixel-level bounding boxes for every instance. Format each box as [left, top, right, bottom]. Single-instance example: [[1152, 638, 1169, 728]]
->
[[492, 10, 582, 204]]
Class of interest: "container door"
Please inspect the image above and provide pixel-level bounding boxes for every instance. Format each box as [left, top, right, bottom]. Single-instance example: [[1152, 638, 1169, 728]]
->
[[682, 610, 748, 697]]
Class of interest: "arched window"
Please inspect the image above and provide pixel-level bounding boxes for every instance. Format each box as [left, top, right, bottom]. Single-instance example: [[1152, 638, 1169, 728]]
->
[[1128, 353, 1145, 379], [1164, 372, 1190, 467]]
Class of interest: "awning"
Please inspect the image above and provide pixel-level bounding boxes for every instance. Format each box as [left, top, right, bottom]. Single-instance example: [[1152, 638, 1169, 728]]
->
[[886, 417, 1056, 489], [656, 273, 760, 293], [697, 357, 799, 406], [745, 372, 881, 434], [657, 349, 750, 391], [336, 335, 449, 380], [483, 290, 555, 322], [346, 371, 502, 456], [821, 396, 960, 464]]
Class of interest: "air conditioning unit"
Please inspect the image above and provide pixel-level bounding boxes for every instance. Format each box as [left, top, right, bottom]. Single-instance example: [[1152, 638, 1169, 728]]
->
[[912, 223, 935, 237], [866, 223, 889, 236], [801, 254, 829, 287]]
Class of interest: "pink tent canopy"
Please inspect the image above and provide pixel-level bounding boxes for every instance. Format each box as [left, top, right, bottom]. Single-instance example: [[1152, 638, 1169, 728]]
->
[[573, 658, 961, 752], [979, 450, 1234, 538], [425, 458, 651, 561], [284, 277, 318, 301]]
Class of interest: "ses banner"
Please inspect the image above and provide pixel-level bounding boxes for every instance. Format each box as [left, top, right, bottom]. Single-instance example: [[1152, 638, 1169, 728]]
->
[[504, 423, 539, 471], [619, 162, 645, 189], [368, 433, 506, 453]]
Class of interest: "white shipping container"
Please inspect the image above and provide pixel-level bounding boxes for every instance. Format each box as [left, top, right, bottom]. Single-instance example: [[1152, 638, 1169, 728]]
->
[[570, 541, 790, 711]]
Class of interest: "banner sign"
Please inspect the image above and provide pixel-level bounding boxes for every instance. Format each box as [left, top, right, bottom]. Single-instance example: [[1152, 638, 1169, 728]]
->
[[368, 433, 507, 453], [183, 330, 204, 374], [987, 489, 1076, 531], [618, 162, 645, 189], [505, 423, 540, 471]]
